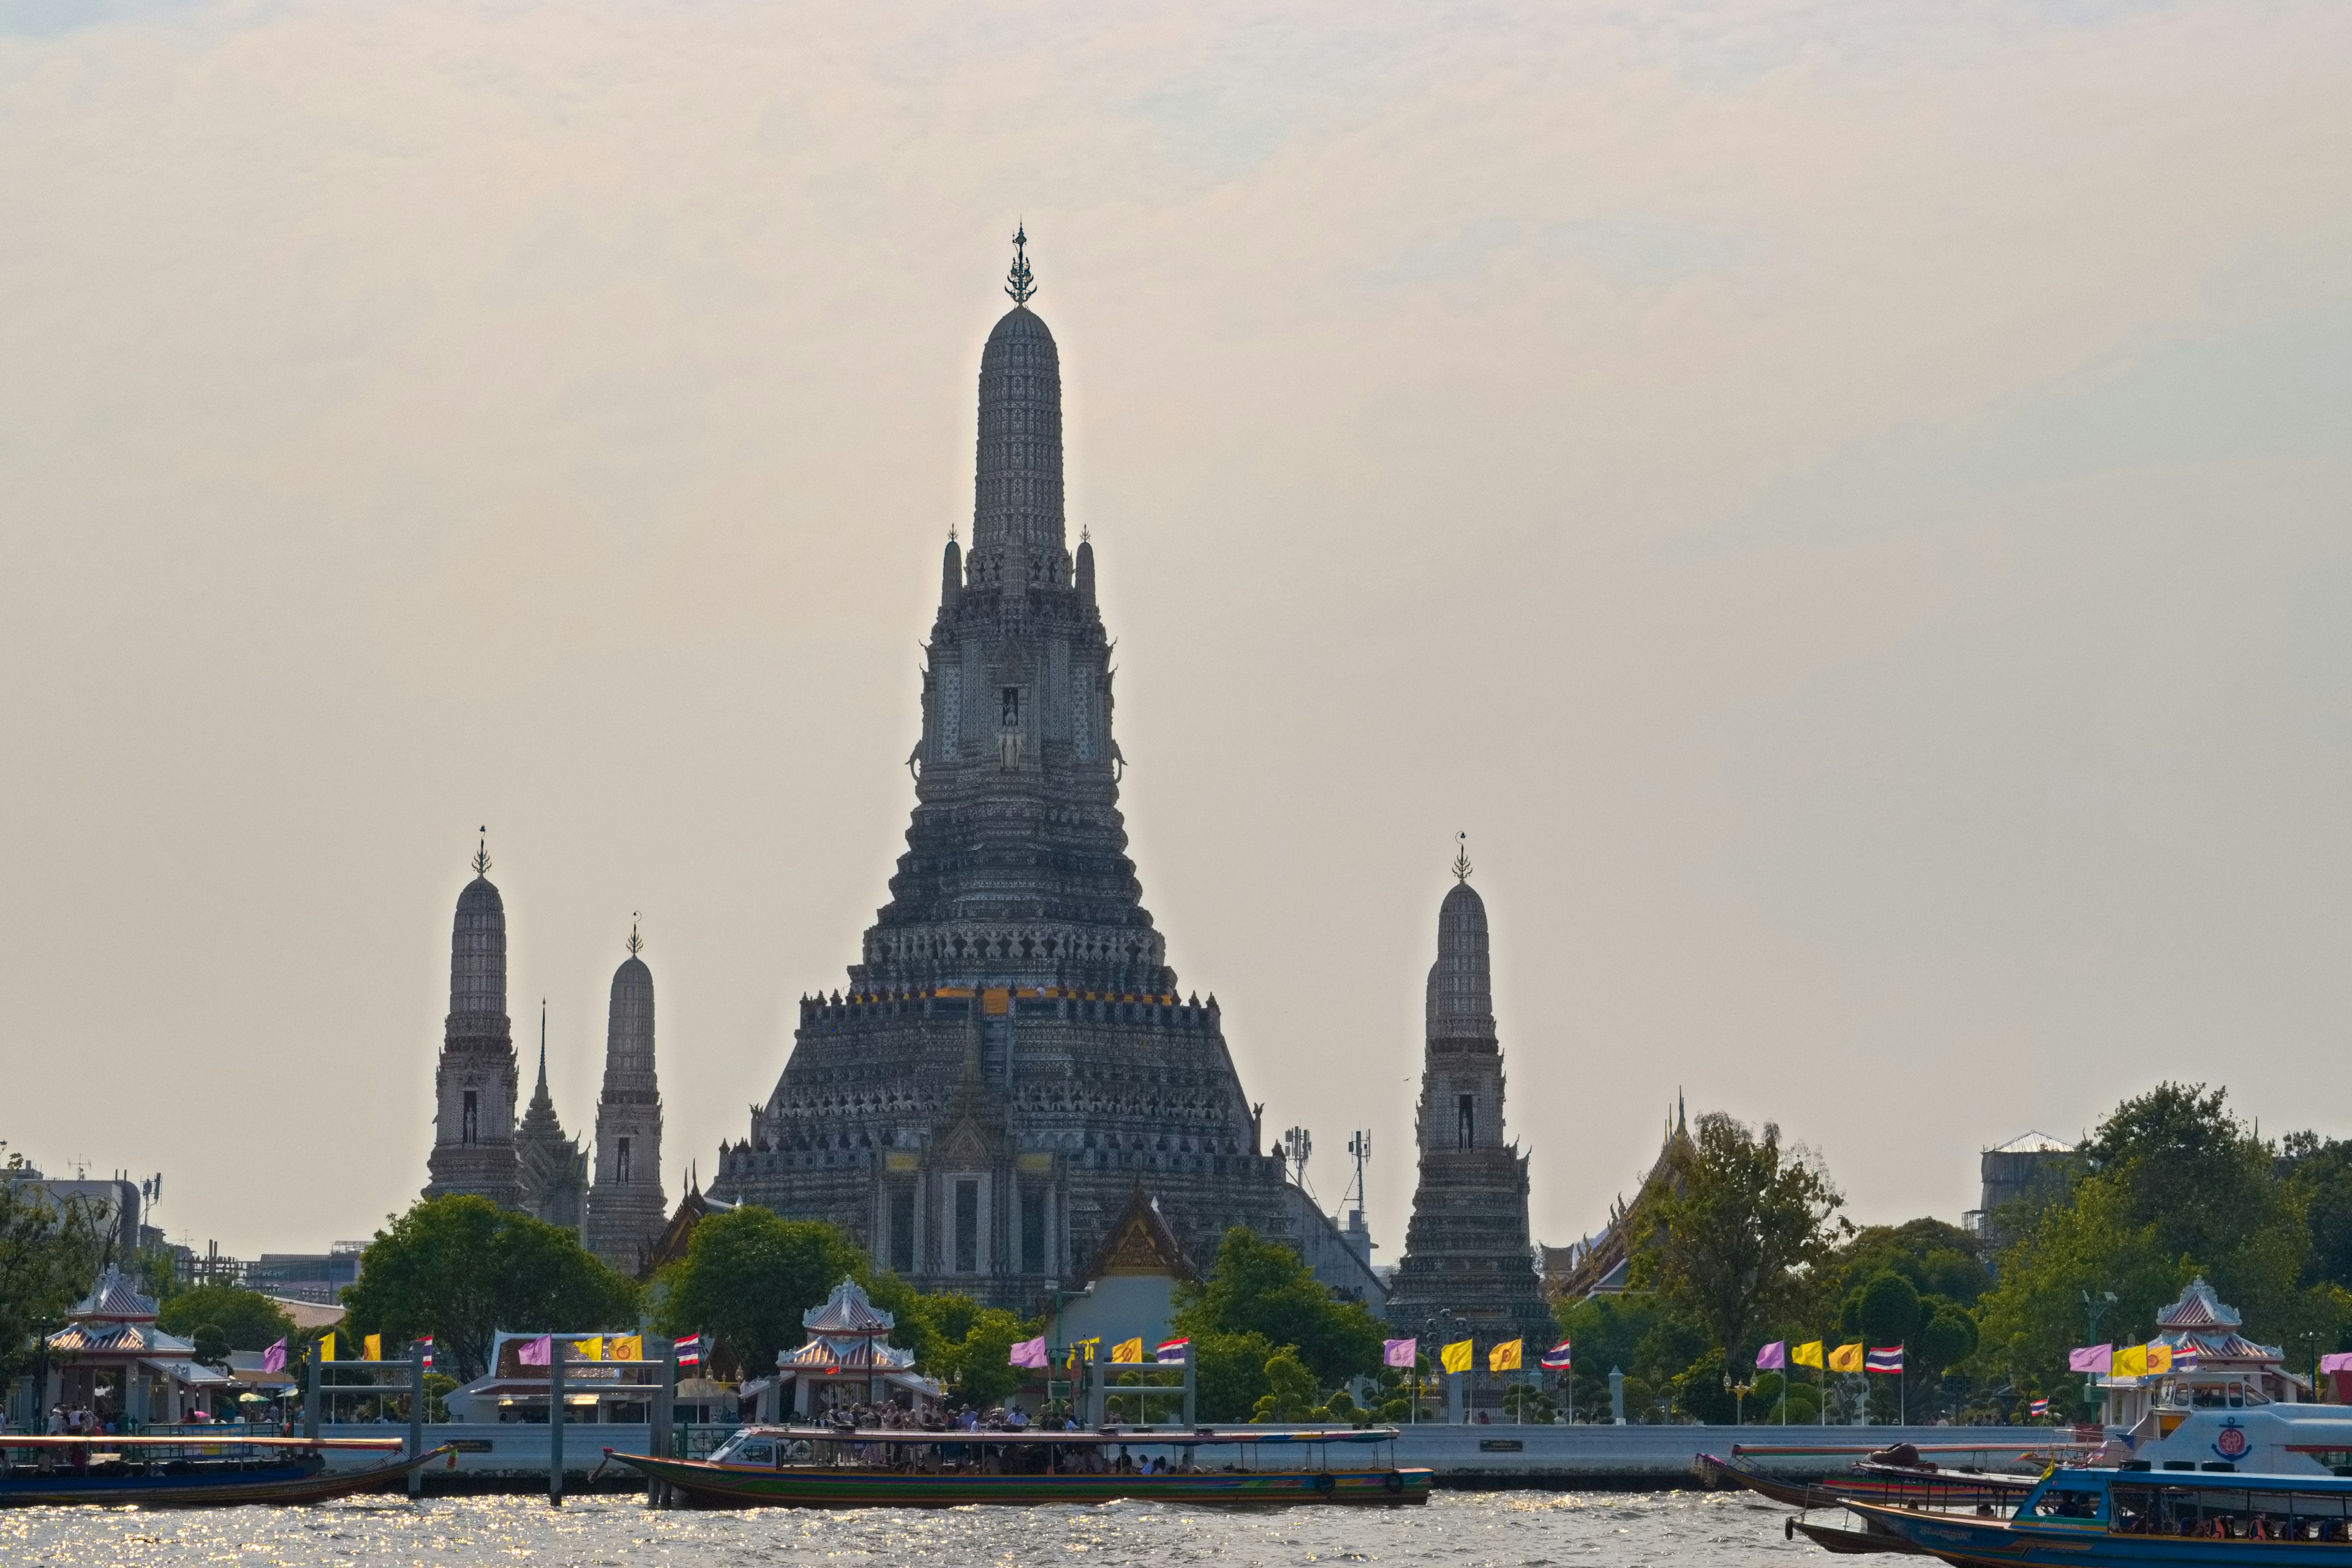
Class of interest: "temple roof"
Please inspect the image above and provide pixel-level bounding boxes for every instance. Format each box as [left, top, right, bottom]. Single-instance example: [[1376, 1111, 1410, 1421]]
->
[[2157, 1276, 2242, 1330], [778, 1335, 916, 1372], [69, 1264, 157, 1322], [1987, 1131, 2074, 1155], [802, 1276, 895, 1335]]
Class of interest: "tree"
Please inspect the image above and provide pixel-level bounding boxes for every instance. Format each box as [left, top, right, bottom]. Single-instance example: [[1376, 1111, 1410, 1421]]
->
[[1250, 1349, 1321, 1422], [1190, 1329, 1280, 1422], [1172, 1227, 1384, 1388], [0, 1160, 107, 1390], [650, 1206, 867, 1375], [157, 1286, 295, 1353], [1630, 1112, 1845, 1364], [1846, 1271, 1921, 1346], [341, 1196, 641, 1382]]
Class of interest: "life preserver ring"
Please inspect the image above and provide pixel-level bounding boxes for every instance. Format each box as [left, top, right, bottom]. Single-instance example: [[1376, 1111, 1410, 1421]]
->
[[1313, 1472, 1336, 1493], [1385, 1471, 1404, 1494]]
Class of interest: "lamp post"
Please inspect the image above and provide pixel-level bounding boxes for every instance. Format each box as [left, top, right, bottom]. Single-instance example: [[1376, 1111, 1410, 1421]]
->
[[1422, 1310, 1466, 1424]]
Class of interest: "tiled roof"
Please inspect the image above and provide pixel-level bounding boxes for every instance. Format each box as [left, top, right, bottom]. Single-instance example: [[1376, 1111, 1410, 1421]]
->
[[778, 1335, 916, 1372], [802, 1277, 894, 1334], [69, 1265, 158, 1322], [2157, 1277, 2242, 1330]]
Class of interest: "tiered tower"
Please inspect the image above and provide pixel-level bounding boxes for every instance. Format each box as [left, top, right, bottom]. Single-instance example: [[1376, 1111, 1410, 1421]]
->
[[713, 234, 1292, 1305], [586, 924, 667, 1273], [1386, 844, 1553, 1359], [514, 1003, 589, 1230], [423, 837, 521, 1207]]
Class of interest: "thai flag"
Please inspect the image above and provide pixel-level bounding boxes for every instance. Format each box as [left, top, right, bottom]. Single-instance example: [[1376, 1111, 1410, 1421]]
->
[[1540, 1340, 1574, 1370], [675, 1333, 703, 1368], [419, 1334, 434, 1371], [1864, 1346, 1904, 1374], [1155, 1336, 1190, 1363], [2030, 1397, 2049, 1417]]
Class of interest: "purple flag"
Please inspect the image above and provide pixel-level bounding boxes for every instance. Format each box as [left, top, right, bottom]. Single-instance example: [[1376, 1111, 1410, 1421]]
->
[[1008, 1336, 1048, 1368], [518, 1335, 552, 1366], [1755, 1340, 1786, 1371], [2321, 1352, 2352, 1375], [1383, 1338, 1418, 1368], [2068, 1344, 2112, 1374], [261, 1337, 286, 1374]]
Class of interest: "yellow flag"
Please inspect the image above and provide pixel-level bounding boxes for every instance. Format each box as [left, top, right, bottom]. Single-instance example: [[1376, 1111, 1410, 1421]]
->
[[2113, 1344, 2147, 1378], [317, 1332, 336, 1363], [1791, 1341, 1824, 1370], [2145, 1343, 2173, 1374], [1827, 1343, 1864, 1373], [1111, 1338, 1144, 1364], [363, 1333, 382, 1362], [608, 1335, 643, 1362], [571, 1336, 605, 1362], [1066, 1336, 1099, 1368], [1489, 1339, 1523, 1373], [1439, 1339, 1474, 1375]]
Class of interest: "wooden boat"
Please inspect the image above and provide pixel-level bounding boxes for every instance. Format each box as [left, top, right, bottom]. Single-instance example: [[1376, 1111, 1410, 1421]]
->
[[603, 1425, 1432, 1508], [0, 1434, 451, 1507], [1788, 1514, 1928, 1555], [1698, 1447, 2043, 1512]]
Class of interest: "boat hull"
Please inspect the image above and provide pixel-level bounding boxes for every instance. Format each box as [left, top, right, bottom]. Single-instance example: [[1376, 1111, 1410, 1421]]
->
[[607, 1450, 1433, 1508], [1842, 1498, 2352, 1567], [0, 1446, 450, 1509]]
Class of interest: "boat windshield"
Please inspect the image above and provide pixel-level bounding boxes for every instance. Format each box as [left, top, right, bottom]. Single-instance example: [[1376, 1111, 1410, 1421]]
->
[[709, 1433, 777, 1466]]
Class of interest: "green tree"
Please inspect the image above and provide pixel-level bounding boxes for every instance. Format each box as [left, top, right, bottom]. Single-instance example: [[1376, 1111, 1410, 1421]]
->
[[650, 1206, 867, 1375], [341, 1196, 641, 1382], [1172, 1227, 1384, 1387], [157, 1285, 295, 1353], [921, 1301, 1032, 1408], [1630, 1111, 1845, 1363], [0, 1159, 107, 1390], [1845, 1271, 1922, 1346], [1250, 1349, 1321, 1422], [1191, 1329, 1281, 1422]]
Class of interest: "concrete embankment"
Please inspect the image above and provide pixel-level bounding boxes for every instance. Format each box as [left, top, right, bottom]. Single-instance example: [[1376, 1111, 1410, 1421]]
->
[[321, 1422, 2053, 1493]]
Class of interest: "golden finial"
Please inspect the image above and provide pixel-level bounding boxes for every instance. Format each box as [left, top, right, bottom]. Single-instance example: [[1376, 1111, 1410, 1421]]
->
[[1005, 223, 1037, 306], [1451, 831, 1472, 883], [472, 827, 491, 877], [627, 914, 643, 957]]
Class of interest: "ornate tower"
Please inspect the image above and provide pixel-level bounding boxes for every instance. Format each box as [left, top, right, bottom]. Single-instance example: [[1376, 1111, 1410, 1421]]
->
[[713, 234, 1292, 1304], [586, 922, 666, 1273], [514, 1003, 589, 1231], [1386, 842, 1553, 1360], [423, 835, 521, 1207]]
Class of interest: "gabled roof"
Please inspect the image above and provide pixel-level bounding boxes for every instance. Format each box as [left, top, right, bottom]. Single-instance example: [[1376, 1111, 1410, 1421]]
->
[[69, 1264, 158, 1322], [2157, 1276, 2242, 1330], [48, 1319, 192, 1357], [803, 1277, 894, 1334], [1080, 1186, 1197, 1283]]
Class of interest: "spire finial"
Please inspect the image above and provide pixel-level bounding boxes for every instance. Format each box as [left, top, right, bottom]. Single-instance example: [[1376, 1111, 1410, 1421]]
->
[[1004, 222, 1037, 306], [627, 914, 643, 957], [537, 1000, 548, 1086], [1451, 831, 1472, 883], [472, 826, 491, 878]]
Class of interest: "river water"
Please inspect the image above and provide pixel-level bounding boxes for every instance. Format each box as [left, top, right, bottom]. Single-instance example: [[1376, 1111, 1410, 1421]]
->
[[2, 1488, 1812, 1566]]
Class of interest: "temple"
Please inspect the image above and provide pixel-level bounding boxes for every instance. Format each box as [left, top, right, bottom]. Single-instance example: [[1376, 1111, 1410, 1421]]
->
[[712, 234, 1294, 1305], [423, 838, 522, 1208], [420, 843, 663, 1259], [585, 924, 668, 1273], [1385, 846, 1553, 1362], [515, 1005, 589, 1230]]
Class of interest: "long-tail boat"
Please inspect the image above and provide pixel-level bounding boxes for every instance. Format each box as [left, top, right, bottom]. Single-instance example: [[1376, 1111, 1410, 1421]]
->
[[603, 1424, 1432, 1507], [0, 1434, 450, 1507]]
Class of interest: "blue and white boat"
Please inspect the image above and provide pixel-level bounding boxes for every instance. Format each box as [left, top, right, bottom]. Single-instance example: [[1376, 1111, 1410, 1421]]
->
[[1796, 1279, 2352, 1561]]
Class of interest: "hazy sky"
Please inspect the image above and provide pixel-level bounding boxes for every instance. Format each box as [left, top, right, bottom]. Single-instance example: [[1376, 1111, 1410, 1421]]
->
[[3, 0, 2348, 1265]]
